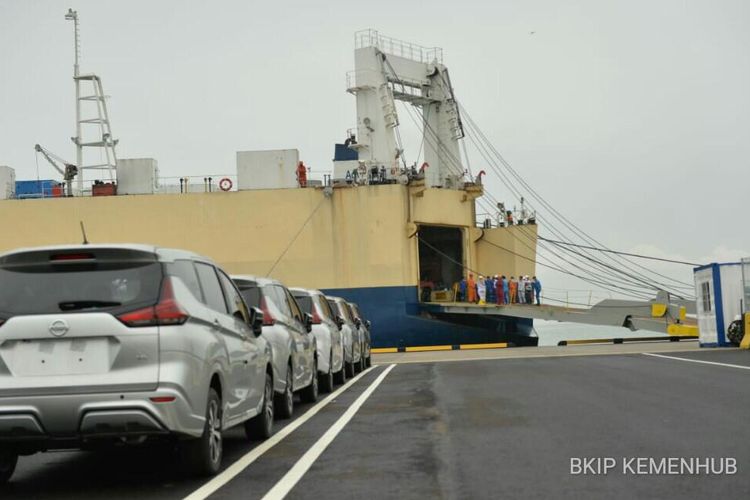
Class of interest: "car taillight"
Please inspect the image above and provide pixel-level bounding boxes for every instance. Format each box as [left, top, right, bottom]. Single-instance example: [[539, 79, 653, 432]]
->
[[311, 310, 322, 324], [260, 296, 275, 326], [117, 277, 188, 327]]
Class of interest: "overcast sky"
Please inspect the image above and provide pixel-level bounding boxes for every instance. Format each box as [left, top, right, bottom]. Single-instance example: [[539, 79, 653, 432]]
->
[[1, 0, 748, 300]]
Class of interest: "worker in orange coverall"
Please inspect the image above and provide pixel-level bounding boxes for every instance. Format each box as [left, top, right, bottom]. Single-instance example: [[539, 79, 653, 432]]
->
[[297, 161, 308, 187], [467, 273, 477, 303]]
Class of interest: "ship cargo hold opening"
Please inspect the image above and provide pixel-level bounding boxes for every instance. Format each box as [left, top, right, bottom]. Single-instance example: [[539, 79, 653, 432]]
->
[[417, 225, 463, 302]]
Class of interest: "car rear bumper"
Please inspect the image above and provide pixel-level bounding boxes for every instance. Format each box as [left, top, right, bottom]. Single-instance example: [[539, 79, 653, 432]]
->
[[0, 386, 204, 448]]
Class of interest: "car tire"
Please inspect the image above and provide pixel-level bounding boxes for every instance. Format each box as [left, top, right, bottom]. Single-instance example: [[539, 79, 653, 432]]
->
[[365, 354, 372, 368], [0, 449, 17, 484], [320, 352, 334, 393], [183, 387, 222, 476], [245, 370, 274, 440], [345, 360, 355, 378], [274, 364, 294, 419], [334, 358, 347, 385], [359, 347, 366, 372], [300, 358, 319, 403]]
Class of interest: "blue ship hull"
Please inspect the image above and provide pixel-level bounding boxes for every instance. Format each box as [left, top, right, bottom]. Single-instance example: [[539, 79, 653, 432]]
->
[[321, 285, 537, 348]]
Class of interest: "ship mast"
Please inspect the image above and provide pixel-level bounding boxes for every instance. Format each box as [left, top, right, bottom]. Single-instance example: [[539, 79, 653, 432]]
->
[[65, 8, 119, 194]]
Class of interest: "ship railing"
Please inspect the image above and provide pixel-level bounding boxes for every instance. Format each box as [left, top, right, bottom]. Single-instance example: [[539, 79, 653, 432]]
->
[[158, 174, 238, 193], [354, 29, 443, 64]]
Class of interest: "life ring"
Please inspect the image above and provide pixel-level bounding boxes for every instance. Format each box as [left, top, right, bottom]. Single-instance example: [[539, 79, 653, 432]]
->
[[419, 162, 429, 173], [219, 178, 233, 191]]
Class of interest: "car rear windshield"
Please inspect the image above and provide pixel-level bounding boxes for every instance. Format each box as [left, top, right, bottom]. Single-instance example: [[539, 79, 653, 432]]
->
[[292, 293, 313, 315], [234, 280, 261, 308], [0, 248, 162, 316], [315, 295, 334, 320]]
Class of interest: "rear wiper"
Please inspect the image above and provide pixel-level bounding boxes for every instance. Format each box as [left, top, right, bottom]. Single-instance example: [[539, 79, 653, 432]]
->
[[58, 300, 122, 311]]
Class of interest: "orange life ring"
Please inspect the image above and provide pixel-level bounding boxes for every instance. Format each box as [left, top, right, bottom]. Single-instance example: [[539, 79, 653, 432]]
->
[[219, 178, 233, 191]]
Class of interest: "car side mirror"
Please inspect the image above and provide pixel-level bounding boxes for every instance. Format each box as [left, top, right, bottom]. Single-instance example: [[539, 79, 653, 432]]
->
[[335, 315, 344, 330], [365, 320, 371, 329], [303, 312, 313, 333], [354, 317, 362, 328], [249, 307, 263, 337]]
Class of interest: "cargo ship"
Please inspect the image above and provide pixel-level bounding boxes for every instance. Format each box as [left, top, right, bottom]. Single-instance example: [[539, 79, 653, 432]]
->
[[0, 29, 539, 348]]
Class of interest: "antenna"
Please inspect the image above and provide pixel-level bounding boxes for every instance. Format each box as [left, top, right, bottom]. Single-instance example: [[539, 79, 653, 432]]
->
[[80, 221, 89, 245]]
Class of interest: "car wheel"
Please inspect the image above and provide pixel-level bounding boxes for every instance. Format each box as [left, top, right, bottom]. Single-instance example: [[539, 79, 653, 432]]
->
[[245, 370, 274, 440], [183, 387, 222, 476], [345, 360, 355, 378], [320, 353, 334, 393], [274, 364, 294, 419], [365, 354, 372, 368], [359, 347, 366, 372], [300, 358, 319, 403], [0, 449, 17, 484], [335, 357, 347, 385]]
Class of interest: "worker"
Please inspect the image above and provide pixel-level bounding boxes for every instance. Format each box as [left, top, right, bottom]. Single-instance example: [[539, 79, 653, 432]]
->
[[502, 275, 509, 304], [458, 277, 467, 302], [509, 276, 517, 304], [495, 275, 504, 305], [532, 276, 542, 305], [485, 275, 496, 304], [523, 274, 534, 304], [518, 276, 526, 304], [477, 275, 486, 304], [467, 274, 477, 303], [296, 161, 308, 187], [506, 210, 514, 226]]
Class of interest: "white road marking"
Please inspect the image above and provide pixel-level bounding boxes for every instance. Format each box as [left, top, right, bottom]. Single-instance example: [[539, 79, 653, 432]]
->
[[643, 352, 750, 370], [262, 363, 397, 500], [184, 366, 376, 500]]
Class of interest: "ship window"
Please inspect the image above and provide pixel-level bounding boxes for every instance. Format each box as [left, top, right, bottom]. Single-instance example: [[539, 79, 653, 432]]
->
[[417, 225, 464, 302]]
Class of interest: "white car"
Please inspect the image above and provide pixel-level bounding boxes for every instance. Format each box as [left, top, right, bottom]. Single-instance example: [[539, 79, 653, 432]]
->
[[326, 296, 363, 377], [349, 302, 372, 368], [232, 276, 318, 419], [290, 288, 345, 391]]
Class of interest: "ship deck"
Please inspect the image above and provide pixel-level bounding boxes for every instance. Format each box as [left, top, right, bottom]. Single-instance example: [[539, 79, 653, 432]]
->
[[7, 342, 748, 499]]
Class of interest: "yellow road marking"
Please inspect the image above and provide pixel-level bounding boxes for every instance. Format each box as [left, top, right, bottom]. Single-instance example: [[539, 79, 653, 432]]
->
[[371, 347, 398, 354], [404, 345, 453, 352], [458, 342, 508, 350]]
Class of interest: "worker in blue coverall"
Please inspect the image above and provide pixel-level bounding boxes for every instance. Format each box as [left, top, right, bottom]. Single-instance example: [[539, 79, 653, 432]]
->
[[485, 275, 496, 303], [458, 277, 467, 302], [532, 276, 542, 305]]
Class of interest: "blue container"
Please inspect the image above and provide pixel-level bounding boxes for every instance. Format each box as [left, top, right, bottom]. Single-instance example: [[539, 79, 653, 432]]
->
[[333, 144, 358, 162], [15, 180, 59, 199]]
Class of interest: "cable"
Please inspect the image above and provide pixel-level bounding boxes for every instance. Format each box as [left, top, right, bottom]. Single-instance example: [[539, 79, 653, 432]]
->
[[265, 196, 327, 277], [538, 237, 702, 267]]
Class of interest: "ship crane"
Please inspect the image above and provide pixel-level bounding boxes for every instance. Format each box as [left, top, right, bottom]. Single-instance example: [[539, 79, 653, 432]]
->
[[34, 144, 78, 196]]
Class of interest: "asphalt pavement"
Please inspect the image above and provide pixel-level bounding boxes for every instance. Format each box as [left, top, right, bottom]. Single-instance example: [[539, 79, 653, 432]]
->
[[3, 345, 749, 499]]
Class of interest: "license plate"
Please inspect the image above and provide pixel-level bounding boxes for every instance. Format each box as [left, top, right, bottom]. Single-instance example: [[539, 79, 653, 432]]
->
[[1, 337, 113, 377]]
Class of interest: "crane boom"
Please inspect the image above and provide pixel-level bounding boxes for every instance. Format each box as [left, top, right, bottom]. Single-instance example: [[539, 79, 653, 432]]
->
[[34, 144, 78, 196]]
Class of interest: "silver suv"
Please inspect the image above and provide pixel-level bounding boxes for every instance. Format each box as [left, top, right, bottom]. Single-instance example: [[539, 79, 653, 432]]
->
[[232, 276, 318, 419], [0, 245, 275, 482], [349, 302, 372, 368], [327, 296, 363, 377], [290, 287, 345, 392]]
